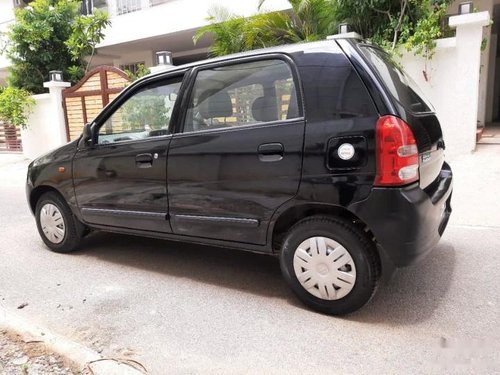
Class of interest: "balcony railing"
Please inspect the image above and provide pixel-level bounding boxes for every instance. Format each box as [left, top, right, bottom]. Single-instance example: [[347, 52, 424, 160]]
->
[[115, 0, 142, 15], [80, 0, 171, 16], [79, 0, 172, 16]]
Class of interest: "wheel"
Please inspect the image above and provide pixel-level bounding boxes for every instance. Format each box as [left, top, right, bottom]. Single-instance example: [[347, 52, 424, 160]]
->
[[280, 216, 380, 315], [35, 192, 84, 253]]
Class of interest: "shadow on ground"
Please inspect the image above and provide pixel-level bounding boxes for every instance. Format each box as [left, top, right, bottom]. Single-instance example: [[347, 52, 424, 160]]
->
[[78, 232, 456, 325], [351, 241, 456, 325]]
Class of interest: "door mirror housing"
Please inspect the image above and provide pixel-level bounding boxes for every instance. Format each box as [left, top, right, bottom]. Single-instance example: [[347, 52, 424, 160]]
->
[[81, 123, 95, 148]]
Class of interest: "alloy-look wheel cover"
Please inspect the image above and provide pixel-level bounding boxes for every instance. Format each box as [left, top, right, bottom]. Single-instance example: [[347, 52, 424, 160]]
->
[[40, 203, 66, 244], [293, 236, 357, 300]]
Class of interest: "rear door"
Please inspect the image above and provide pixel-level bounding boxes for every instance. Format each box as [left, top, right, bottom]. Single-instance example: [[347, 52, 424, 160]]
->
[[167, 57, 304, 245]]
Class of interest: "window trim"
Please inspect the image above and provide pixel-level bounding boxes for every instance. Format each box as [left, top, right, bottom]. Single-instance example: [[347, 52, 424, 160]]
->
[[175, 53, 305, 135], [89, 70, 190, 147], [174, 117, 305, 138]]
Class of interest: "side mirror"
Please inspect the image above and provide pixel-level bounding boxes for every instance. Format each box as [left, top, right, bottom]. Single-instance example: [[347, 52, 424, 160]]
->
[[82, 123, 94, 147]]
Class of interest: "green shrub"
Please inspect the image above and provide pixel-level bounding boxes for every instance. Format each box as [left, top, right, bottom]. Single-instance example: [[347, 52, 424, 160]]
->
[[0, 86, 35, 129]]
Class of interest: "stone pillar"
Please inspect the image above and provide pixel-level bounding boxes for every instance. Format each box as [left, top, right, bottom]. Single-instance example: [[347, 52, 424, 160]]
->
[[43, 80, 71, 144], [449, 11, 491, 153]]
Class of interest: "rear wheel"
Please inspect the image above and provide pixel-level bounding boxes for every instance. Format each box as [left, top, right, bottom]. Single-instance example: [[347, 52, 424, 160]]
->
[[35, 192, 84, 253], [280, 216, 380, 315]]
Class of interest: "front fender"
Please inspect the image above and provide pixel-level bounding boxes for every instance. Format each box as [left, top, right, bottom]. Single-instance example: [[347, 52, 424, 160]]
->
[[26, 140, 79, 215]]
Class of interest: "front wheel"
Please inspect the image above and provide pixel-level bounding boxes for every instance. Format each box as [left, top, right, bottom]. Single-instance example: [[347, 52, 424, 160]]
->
[[280, 216, 380, 315], [35, 192, 84, 253]]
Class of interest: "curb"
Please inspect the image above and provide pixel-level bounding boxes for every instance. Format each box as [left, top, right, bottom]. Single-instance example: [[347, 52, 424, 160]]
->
[[0, 310, 146, 374]]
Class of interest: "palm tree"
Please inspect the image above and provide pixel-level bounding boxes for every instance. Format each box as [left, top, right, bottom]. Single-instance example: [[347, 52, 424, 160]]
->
[[193, 6, 251, 57], [194, 0, 337, 57], [258, 0, 337, 42]]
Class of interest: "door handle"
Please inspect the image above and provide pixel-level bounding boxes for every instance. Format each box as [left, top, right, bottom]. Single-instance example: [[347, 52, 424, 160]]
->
[[136, 153, 153, 168], [258, 143, 284, 162]]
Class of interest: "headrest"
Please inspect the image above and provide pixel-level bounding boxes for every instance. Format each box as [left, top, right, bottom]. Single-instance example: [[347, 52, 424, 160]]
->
[[252, 96, 278, 122], [198, 90, 233, 119]]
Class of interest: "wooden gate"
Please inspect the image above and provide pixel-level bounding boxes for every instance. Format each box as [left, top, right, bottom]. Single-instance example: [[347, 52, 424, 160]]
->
[[63, 66, 130, 141], [0, 122, 22, 152]]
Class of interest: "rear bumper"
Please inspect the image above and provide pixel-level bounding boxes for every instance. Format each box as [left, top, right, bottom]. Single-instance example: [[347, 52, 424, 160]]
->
[[349, 162, 453, 267]]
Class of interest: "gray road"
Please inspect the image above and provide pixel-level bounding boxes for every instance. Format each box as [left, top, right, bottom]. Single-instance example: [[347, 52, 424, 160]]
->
[[0, 146, 499, 374]]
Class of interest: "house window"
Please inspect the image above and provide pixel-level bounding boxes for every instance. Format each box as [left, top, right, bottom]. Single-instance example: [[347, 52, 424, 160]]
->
[[80, 0, 108, 15], [13, 0, 33, 8]]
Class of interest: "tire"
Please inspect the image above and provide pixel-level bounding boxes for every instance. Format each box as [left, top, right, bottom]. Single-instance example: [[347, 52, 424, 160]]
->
[[35, 192, 84, 253], [280, 216, 380, 315]]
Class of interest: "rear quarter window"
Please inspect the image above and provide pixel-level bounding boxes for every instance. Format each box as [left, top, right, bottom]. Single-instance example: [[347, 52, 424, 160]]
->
[[358, 45, 434, 113], [295, 51, 378, 121]]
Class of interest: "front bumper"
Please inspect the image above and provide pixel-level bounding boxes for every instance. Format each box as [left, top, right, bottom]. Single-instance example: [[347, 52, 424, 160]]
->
[[349, 162, 453, 267]]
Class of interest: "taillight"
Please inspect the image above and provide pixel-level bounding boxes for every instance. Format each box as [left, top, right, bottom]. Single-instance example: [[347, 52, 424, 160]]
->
[[375, 115, 419, 186]]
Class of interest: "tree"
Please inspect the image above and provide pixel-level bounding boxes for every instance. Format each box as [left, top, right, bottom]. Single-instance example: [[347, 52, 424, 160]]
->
[[334, 0, 452, 58], [195, 0, 452, 59], [6, 0, 110, 94]]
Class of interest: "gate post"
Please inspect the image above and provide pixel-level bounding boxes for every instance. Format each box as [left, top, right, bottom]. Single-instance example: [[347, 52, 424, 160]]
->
[[22, 77, 71, 159], [43, 79, 71, 144], [449, 11, 491, 154]]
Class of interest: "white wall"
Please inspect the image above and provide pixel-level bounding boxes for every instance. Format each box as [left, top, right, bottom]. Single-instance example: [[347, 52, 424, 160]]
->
[[399, 12, 491, 158], [0, 0, 14, 23], [400, 39, 459, 156], [21, 82, 71, 160], [21, 94, 54, 160]]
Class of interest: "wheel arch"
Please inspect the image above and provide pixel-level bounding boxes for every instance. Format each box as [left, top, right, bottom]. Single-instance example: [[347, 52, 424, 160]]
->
[[29, 185, 65, 214], [270, 203, 376, 253], [269, 202, 395, 279]]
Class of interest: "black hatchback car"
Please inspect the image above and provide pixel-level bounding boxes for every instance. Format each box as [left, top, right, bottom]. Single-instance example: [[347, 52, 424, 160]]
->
[[26, 35, 452, 315]]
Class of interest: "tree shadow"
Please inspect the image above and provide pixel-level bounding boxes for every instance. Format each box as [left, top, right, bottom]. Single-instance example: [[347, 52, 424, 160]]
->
[[78, 232, 456, 324]]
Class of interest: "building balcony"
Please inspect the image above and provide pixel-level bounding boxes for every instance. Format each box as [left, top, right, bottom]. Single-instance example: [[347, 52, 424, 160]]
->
[[94, 0, 291, 49]]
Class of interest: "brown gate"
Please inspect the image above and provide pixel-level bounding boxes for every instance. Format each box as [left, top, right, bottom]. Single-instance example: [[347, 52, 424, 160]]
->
[[0, 122, 22, 152], [63, 66, 130, 141]]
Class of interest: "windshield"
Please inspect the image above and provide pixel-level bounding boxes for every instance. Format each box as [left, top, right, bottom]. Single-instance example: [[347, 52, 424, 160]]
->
[[359, 45, 434, 113]]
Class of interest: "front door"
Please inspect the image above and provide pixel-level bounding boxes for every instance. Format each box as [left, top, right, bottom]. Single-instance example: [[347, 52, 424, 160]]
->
[[73, 74, 185, 233], [168, 58, 304, 245]]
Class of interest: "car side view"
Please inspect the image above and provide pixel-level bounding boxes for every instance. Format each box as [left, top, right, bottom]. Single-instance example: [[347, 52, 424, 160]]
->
[[26, 35, 453, 315]]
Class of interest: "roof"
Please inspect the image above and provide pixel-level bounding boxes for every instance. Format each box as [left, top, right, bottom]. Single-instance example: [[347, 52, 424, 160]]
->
[[144, 38, 360, 79]]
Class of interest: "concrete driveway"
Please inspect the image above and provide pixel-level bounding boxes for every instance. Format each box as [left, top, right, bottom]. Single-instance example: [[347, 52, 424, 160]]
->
[[0, 146, 499, 374]]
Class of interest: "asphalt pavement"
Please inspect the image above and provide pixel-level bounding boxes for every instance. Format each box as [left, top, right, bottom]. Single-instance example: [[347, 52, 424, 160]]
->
[[0, 146, 499, 374]]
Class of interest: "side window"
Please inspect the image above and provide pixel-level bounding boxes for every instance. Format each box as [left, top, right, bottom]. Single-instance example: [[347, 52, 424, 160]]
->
[[296, 51, 377, 122], [98, 76, 183, 144], [184, 59, 299, 133]]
